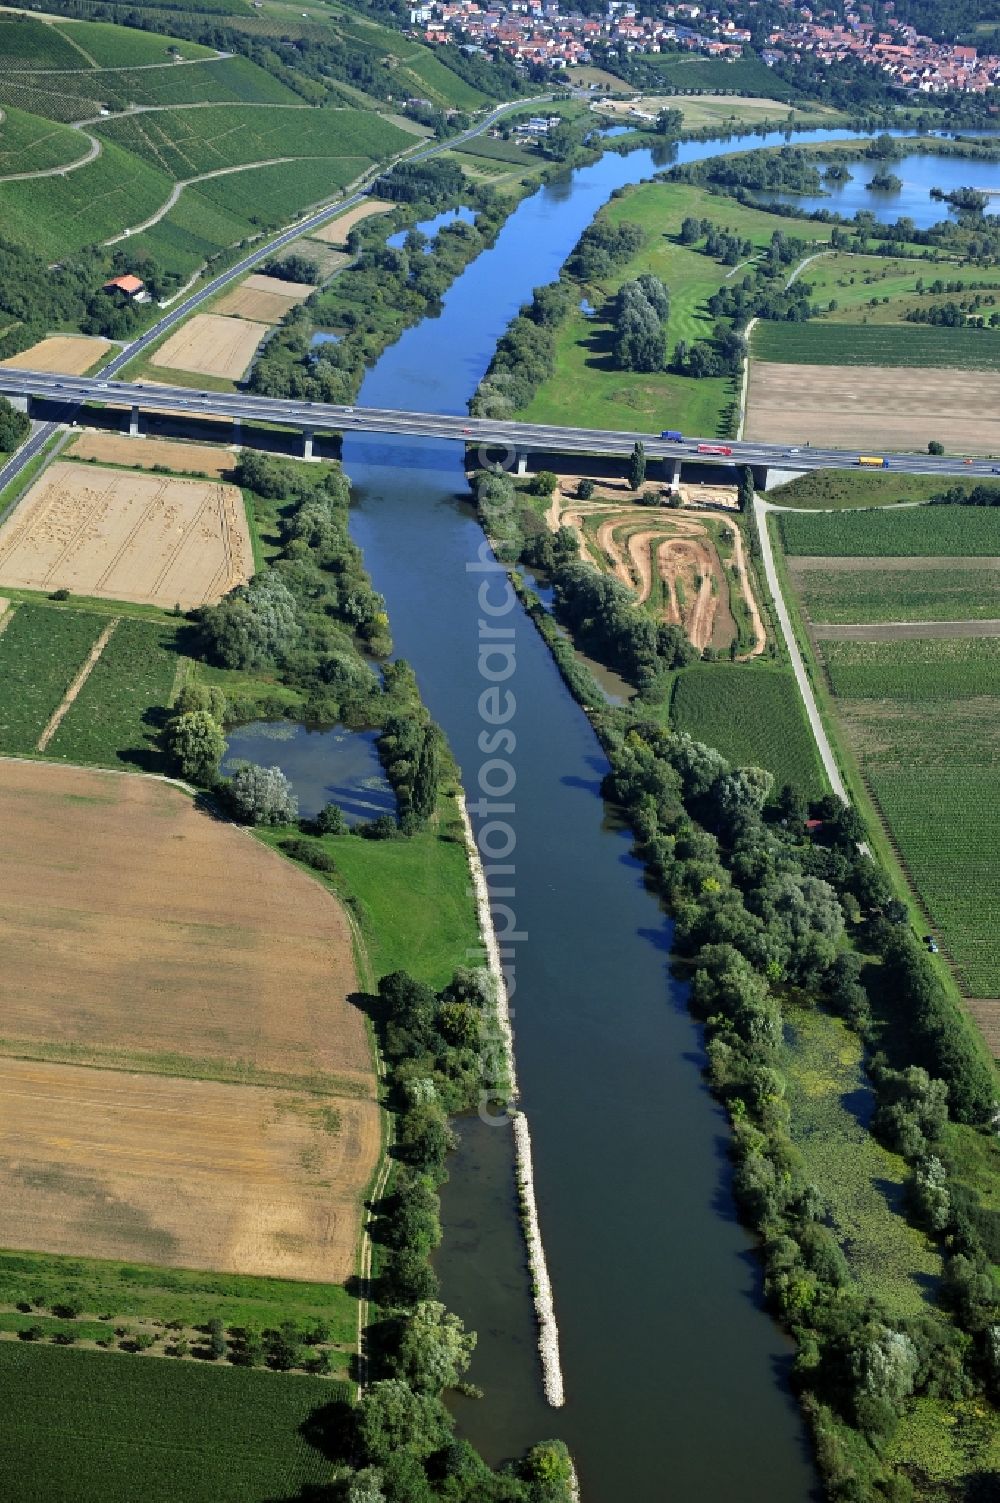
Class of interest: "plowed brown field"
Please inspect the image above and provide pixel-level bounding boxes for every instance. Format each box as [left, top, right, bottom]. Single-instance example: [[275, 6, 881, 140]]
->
[[745, 361, 1000, 453], [1, 335, 111, 376], [310, 198, 392, 246], [0, 762, 371, 1088], [0, 1057, 376, 1281], [214, 273, 315, 324], [0, 760, 377, 1280], [0, 461, 251, 608], [151, 313, 267, 380], [65, 434, 235, 476]]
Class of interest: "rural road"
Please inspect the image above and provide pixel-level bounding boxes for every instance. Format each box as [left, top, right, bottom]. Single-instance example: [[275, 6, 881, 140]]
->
[[753, 493, 849, 802]]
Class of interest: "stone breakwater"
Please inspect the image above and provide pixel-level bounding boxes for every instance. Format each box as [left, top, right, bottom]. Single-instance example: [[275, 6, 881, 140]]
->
[[457, 792, 569, 1412]]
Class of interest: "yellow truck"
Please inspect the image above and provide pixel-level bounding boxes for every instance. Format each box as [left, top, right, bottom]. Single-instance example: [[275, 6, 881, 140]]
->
[[857, 455, 889, 469]]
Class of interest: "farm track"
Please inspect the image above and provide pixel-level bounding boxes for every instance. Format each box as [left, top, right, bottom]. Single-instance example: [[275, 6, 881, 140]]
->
[[0, 127, 99, 182], [813, 619, 1000, 640], [35, 615, 118, 752], [103, 156, 295, 243]]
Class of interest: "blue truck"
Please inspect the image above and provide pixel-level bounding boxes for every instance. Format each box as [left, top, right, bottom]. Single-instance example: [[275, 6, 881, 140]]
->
[[660, 429, 683, 442]]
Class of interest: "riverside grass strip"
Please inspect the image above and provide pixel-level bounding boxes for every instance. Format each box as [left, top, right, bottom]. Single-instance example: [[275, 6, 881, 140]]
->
[[752, 319, 1000, 369], [0, 1246, 358, 1338], [0, 1344, 341, 1503]]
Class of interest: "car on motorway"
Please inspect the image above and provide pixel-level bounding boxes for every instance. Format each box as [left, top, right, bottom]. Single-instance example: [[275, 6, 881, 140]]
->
[[342, 407, 354, 414], [964, 458, 974, 465], [463, 427, 472, 434]]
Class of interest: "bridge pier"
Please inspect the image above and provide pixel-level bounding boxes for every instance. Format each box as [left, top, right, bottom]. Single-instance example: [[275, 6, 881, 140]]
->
[[759, 465, 807, 492], [232, 418, 242, 449], [515, 450, 528, 477], [302, 427, 315, 462], [664, 456, 682, 494], [128, 405, 140, 439]]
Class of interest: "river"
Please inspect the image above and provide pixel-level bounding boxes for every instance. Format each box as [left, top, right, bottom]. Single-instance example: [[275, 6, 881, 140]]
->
[[333, 124, 979, 1501]]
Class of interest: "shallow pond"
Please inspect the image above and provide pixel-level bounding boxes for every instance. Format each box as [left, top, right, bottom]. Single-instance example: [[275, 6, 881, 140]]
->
[[221, 721, 394, 824]]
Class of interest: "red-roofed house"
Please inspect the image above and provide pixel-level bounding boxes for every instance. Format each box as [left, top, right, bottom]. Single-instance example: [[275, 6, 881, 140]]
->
[[103, 274, 148, 301]]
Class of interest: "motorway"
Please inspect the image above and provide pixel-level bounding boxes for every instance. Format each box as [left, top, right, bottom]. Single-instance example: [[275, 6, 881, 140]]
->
[[0, 94, 549, 498], [2, 366, 1000, 480]]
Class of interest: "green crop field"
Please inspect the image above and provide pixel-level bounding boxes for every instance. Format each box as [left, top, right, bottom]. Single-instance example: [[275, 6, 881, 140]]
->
[[765, 470, 989, 510], [824, 636, 1000, 699], [752, 319, 1000, 370], [519, 178, 825, 436], [0, 141, 172, 259], [94, 104, 409, 179], [783, 1004, 941, 1319], [0, 1344, 341, 1503], [0, 604, 104, 756], [0, 16, 89, 70], [0, 55, 299, 125], [51, 20, 216, 67], [0, 1247, 356, 1340], [793, 563, 1000, 623], [48, 616, 181, 772], [777, 504, 1000, 556], [0, 106, 90, 176], [323, 3, 489, 109], [454, 135, 538, 166], [0, 15, 213, 70], [633, 54, 799, 98], [668, 663, 827, 798]]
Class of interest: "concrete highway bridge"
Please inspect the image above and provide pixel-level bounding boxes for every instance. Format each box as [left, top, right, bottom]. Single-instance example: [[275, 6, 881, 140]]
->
[[1, 368, 999, 489]]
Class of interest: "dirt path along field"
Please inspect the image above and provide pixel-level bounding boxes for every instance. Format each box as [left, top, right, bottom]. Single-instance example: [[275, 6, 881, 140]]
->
[[36, 616, 118, 751]]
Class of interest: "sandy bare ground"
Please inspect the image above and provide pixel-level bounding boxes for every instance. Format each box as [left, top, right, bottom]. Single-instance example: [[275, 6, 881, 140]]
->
[[745, 361, 1000, 454], [310, 198, 392, 245], [151, 312, 268, 380], [214, 272, 315, 324], [0, 460, 251, 608], [1, 334, 110, 375], [555, 494, 765, 657], [65, 433, 235, 476], [0, 760, 373, 1089], [0, 1056, 378, 1281], [792, 555, 1000, 572], [814, 619, 1000, 640]]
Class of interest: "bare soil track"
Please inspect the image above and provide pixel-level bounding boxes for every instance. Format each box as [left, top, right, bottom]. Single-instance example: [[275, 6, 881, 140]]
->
[[549, 488, 765, 657]]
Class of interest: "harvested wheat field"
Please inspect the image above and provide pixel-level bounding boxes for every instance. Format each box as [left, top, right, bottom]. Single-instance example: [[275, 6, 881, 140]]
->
[[0, 1056, 376, 1281], [1, 335, 111, 376], [310, 198, 392, 246], [549, 487, 765, 657], [0, 461, 251, 608], [0, 760, 372, 1092], [214, 272, 316, 324], [65, 433, 235, 477], [150, 313, 268, 380], [745, 361, 1000, 453]]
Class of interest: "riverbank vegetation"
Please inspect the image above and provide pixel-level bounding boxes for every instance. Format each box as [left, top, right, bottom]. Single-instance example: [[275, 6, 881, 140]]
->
[[471, 176, 828, 439], [513, 559, 999, 1496]]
